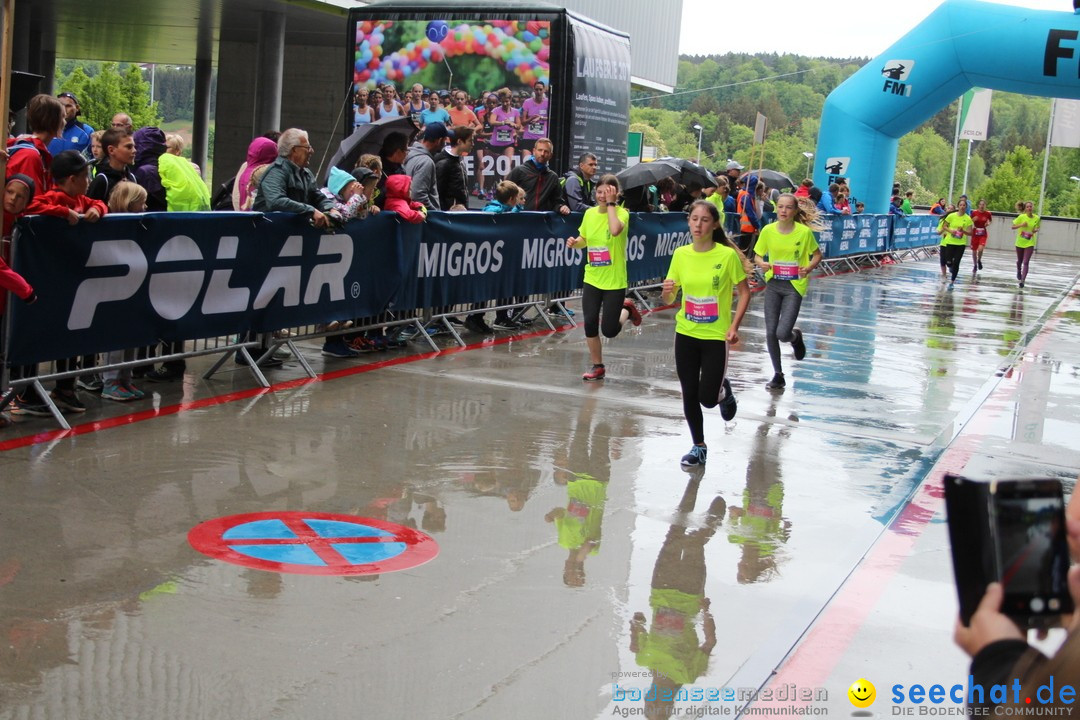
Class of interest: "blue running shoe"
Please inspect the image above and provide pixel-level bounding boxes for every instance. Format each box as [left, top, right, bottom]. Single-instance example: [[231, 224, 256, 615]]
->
[[680, 444, 707, 467]]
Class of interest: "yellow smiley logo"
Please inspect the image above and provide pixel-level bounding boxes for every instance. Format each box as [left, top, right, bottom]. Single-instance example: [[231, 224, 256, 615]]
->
[[847, 678, 876, 708]]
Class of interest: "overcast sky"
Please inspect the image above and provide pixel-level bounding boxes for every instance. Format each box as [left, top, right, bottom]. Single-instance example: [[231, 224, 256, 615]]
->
[[679, 0, 1071, 58]]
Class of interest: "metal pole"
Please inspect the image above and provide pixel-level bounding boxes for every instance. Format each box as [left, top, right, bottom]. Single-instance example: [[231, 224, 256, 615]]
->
[[961, 139, 972, 197], [947, 97, 962, 205], [1038, 98, 1055, 216], [806, 154, 812, 178]]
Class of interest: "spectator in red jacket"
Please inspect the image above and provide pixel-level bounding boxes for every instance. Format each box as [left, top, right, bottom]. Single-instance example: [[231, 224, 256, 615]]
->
[[11, 151, 106, 417], [383, 174, 427, 224]]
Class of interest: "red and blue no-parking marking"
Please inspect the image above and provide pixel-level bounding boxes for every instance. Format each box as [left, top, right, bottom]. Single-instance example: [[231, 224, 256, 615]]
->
[[188, 512, 438, 576]]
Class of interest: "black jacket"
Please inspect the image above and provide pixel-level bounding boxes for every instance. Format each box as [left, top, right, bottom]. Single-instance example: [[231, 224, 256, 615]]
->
[[507, 159, 564, 212], [434, 148, 468, 210]]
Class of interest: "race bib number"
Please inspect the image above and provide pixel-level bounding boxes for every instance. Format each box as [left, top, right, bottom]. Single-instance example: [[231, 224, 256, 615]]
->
[[974, 228, 987, 237], [528, 120, 545, 135], [772, 261, 799, 280], [1021, 231, 1034, 240], [567, 499, 590, 519], [588, 247, 612, 267], [684, 295, 719, 324], [654, 607, 687, 635], [951, 230, 964, 239], [495, 128, 512, 143]]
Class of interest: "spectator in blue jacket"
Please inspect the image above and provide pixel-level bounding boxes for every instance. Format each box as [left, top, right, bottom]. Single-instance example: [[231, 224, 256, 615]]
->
[[47, 92, 94, 159], [817, 183, 841, 214]]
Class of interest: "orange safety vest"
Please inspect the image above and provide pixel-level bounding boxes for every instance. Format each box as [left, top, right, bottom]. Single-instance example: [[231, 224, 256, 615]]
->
[[736, 189, 756, 234]]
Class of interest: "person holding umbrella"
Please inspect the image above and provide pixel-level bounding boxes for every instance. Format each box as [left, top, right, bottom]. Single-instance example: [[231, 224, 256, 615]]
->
[[753, 193, 822, 391]]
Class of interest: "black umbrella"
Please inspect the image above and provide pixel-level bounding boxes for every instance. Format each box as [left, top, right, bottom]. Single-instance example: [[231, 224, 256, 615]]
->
[[653, 157, 718, 189], [319, 116, 418, 183], [742, 169, 796, 191], [615, 160, 682, 191], [615, 157, 718, 191]]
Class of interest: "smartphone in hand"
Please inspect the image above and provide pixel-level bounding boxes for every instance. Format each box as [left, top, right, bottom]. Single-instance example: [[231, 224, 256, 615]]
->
[[945, 474, 1073, 627]]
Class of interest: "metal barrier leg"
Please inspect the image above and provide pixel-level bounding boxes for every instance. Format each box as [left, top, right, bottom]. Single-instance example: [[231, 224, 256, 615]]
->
[[236, 347, 270, 388], [438, 317, 465, 348], [203, 348, 239, 381], [282, 339, 316, 378], [30, 379, 71, 431], [549, 299, 577, 327]]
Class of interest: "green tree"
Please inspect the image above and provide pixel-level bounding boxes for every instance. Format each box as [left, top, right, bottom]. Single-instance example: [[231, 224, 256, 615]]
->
[[56, 62, 161, 132], [972, 146, 1039, 212]]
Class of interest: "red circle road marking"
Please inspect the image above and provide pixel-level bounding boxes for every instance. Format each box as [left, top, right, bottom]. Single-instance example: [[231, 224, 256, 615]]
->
[[188, 511, 439, 576]]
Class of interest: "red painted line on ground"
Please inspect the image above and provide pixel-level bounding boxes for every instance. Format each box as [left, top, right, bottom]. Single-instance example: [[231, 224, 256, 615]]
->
[[752, 283, 1078, 709], [0, 322, 576, 453]]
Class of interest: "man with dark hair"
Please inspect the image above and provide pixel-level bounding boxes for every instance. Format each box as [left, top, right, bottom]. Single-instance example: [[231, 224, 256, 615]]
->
[[375, 131, 409, 210], [403, 121, 455, 212], [562, 152, 597, 212], [507, 137, 569, 214], [435, 126, 473, 211], [48, 92, 94, 158]]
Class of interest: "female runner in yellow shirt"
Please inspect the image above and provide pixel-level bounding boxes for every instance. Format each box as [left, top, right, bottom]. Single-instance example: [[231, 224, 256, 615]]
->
[[566, 174, 642, 381], [661, 200, 752, 468], [753, 193, 822, 390]]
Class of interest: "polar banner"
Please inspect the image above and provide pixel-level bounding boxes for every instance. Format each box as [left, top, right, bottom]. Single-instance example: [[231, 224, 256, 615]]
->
[[6, 210, 693, 365]]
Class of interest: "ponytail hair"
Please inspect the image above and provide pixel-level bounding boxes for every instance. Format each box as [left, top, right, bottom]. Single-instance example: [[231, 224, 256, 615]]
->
[[780, 192, 827, 231], [688, 200, 752, 274]]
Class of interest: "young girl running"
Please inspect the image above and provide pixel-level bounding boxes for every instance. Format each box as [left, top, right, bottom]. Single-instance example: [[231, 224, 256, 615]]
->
[[1011, 201, 1040, 289], [969, 198, 992, 273], [661, 200, 751, 467], [566, 174, 642, 381], [753, 193, 822, 390], [937, 197, 973, 288]]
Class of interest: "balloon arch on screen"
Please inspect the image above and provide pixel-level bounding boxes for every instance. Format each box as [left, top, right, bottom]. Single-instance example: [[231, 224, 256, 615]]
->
[[815, 0, 1080, 213]]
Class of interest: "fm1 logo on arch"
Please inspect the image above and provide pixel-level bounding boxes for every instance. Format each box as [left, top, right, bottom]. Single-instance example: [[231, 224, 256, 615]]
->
[[188, 512, 439, 576]]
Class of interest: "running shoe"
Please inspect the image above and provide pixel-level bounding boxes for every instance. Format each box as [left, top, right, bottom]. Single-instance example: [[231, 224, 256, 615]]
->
[[77, 374, 104, 392], [791, 328, 806, 361], [765, 373, 786, 390], [102, 381, 138, 402], [144, 366, 184, 382], [492, 317, 521, 331], [123, 382, 145, 399], [721, 377, 738, 423], [348, 337, 379, 353], [51, 390, 86, 413], [464, 315, 495, 335], [9, 397, 51, 417], [719, 378, 737, 421], [582, 364, 606, 382], [623, 299, 642, 327], [1019, 282, 1025, 289], [978, 261, 984, 270], [680, 444, 707, 467], [321, 339, 362, 358]]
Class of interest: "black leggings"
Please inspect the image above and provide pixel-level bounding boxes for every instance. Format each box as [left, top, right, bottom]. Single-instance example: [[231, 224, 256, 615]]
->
[[940, 244, 966, 281], [674, 332, 729, 445], [581, 283, 626, 339]]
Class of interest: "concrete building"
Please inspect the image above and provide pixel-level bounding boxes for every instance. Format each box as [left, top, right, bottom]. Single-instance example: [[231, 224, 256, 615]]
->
[[9, 0, 681, 191]]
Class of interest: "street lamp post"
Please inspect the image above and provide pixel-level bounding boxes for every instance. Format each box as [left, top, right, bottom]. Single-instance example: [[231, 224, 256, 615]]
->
[[802, 151, 813, 178], [693, 124, 703, 165]]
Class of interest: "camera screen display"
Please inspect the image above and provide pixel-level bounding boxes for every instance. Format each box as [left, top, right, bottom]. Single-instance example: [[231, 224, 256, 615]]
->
[[996, 494, 1071, 614]]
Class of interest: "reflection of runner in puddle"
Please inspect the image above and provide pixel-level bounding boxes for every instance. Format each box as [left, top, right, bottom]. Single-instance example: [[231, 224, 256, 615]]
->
[[545, 397, 612, 587], [630, 472, 725, 720], [728, 394, 793, 584]]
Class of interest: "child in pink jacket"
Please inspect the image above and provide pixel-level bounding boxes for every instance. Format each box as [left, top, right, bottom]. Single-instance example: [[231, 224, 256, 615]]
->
[[383, 174, 427, 224]]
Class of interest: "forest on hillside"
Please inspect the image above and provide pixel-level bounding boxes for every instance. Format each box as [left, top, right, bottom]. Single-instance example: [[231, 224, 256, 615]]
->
[[634, 53, 1080, 215]]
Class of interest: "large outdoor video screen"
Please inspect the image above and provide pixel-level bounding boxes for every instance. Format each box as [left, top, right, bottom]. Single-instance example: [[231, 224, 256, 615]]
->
[[352, 19, 553, 204]]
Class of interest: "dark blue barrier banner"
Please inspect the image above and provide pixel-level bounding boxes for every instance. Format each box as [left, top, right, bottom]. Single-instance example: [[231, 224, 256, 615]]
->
[[890, 215, 941, 250], [6, 209, 940, 365], [817, 214, 891, 258], [8, 212, 411, 365]]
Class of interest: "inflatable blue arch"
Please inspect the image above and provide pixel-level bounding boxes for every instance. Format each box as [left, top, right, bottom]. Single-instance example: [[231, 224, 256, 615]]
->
[[816, 0, 1080, 213]]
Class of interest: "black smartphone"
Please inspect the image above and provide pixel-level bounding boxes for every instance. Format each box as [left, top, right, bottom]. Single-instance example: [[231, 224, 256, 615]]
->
[[944, 474, 1073, 627]]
